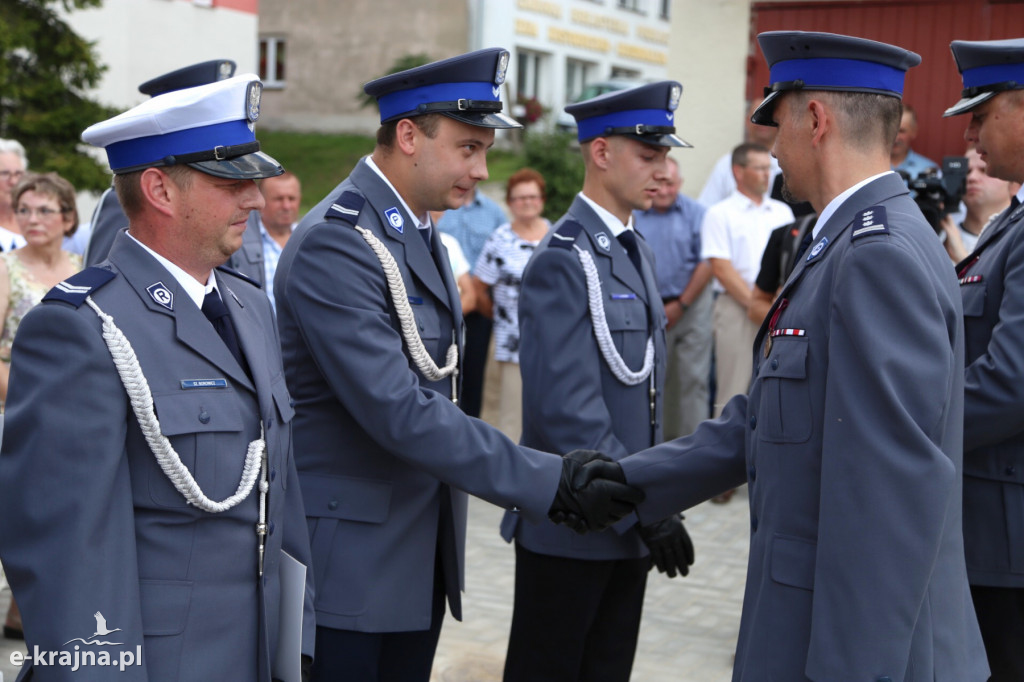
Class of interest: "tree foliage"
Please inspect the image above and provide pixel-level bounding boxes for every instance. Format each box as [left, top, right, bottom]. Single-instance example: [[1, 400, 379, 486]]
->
[[0, 0, 117, 191], [357, 53, 433, 111], [523, 131, 585, 222]]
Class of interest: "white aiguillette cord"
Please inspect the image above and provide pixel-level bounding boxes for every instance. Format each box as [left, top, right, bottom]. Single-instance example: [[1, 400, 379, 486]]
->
[[573, 245, 654, 385], [84, 296, 270, 574], [352, 224, 459, 402]]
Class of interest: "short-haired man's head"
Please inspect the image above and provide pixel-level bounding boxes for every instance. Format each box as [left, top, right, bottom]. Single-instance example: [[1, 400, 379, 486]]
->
[[114, 164, 194, 218], [14, 171, 79, 235], [785, 91, 902, 152], [375, 113, 444, 149], [260, 170, 300, 193], [732, 142, 770, 169], [506, 167, 546, 204], [0, 138, 29, 169]]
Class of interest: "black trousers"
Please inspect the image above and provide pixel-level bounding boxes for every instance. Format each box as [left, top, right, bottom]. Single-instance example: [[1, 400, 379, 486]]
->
[[459, 312, 492, 417], [971, 584, 1024, 681], [503, 543, 648, 682]]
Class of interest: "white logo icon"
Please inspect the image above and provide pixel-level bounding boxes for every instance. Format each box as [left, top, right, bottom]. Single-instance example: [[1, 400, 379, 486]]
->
[[385, 207, 404, 233], [596, 233, 611, 251]]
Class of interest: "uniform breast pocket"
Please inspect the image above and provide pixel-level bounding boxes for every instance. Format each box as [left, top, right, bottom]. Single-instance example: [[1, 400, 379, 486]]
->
[[148, 391, 245, 507], [960, 281, 986, 318], [604, 294, 649, 355], [758, 338, 812, 444]]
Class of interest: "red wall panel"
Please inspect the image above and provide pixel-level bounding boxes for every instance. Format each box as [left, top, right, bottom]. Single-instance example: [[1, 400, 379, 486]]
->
[[749, 0, 1024, 165]]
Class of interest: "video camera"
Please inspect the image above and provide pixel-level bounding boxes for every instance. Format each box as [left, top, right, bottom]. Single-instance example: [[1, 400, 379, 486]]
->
[[900, 156, 969, 234]]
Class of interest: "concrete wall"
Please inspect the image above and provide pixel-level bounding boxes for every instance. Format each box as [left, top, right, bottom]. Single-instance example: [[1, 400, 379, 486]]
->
[[258, 0, 469, 134], [667, 0, 754, 198], [63, 0, 258, 112]]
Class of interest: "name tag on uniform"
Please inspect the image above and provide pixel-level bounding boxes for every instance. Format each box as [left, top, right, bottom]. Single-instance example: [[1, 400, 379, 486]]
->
[[408, 296, 424, 305], [181, 379, 228, 389], [610, 293, 636, 300]]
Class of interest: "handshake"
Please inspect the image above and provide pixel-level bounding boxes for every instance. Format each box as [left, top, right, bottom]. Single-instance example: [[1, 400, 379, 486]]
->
[[547, 449, 643, 533], [548, 450, 695, 578]]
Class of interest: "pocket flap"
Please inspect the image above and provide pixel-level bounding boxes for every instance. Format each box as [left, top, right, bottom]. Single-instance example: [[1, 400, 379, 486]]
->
[[271, 375, 295, 423], [961, 283, 985, 318], [139, 579, 193, 636], [770, 533, 816, 590], [762, 338, 808, 380], [299, 472, 392, 523], [152, 391, 243, 436]]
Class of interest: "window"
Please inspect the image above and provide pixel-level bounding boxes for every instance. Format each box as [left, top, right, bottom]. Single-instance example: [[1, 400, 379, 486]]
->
[[610, 66, 642, 79], [517, 49, 544, 100], [566, 59, 596, 102], [259, 37, 286, 88], [617, 0, 643, 12], [659, 0, 670, 20]]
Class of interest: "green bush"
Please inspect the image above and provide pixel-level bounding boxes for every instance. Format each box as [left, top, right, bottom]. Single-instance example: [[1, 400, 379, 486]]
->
[[523, 131, 584, 222]]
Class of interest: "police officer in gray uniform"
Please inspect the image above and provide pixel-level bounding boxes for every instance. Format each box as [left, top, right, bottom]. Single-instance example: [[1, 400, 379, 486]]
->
[[502, 82, 694, 682], [944, 37, 1024, 681], [273, 48, 642, 681], [563, 31, 990, 681], [84, 59, 239, 268], [0, 74, 315, 681]]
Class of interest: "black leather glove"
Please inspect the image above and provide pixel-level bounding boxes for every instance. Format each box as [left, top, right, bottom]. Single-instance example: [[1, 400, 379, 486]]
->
[[639, 514, 695, 578], [548, 449, 645, 534]]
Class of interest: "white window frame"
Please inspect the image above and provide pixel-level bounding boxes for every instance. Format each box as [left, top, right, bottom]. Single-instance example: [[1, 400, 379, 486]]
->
[[260, 36, 286, 89]]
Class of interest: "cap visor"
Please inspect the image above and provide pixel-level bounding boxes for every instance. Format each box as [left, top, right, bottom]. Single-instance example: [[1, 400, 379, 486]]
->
[[440, 110, 523, 129], [943, 91, 996, 118], [188, 150, 283, 179], [751, 91, 781, 127], [622, 133, 693, 148]]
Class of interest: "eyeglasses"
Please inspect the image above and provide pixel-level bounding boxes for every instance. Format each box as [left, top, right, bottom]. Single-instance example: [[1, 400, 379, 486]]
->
[[0, 170, 25, 183], [16, 206, 65, 219], [509, 194, 543, 202]]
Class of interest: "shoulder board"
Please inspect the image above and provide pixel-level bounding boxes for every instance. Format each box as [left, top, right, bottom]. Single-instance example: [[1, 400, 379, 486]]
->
[[215, 264, 261, 289], [324, 191, 366, 223], [42, 267, 117, 308], [850, 205, 889, 241], [549, 220, 584, 250]]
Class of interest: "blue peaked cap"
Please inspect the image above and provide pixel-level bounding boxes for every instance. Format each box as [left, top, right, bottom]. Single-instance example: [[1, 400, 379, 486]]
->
[[364, 48, 521, 129], [752, 31, 920, 126], [565, 81, 691, 147], [944, 38, 1024, 117]]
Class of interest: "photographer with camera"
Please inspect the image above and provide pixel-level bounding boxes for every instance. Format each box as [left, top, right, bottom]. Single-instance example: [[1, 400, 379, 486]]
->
[[941, 148, 1018, 263]]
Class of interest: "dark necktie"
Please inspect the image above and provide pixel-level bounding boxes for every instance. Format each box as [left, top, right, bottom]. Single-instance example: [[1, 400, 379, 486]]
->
[[617, 230, 643, 275], [794, 229, 815, 263], [418, 226, 432, 252], [202, 289, 246, 371]]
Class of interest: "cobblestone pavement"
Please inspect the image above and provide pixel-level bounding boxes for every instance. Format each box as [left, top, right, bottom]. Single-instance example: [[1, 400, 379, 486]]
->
[[431, 489, 750, 682]]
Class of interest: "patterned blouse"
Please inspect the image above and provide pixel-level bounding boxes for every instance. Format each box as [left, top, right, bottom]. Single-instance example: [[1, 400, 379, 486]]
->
[[1, 250, 83, 362], [474, 221, 549, 364]]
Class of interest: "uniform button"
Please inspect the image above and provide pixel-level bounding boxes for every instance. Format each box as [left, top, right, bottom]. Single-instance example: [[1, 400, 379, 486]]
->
[[289, 399, 296, 408], [770, 358, 779, 370], [749, 415, 757, 430], [269, 521, 275, 536], [270, 469, 277, 482], [748, 466, 756, 482], [327, 499, 339, 511], [1006, 466, 1016, 476], [751, 516, 758, 532], [198, 409, 210, 424]]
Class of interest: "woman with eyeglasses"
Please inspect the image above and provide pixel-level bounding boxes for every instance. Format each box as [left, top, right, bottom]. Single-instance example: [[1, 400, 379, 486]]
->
[[0, 138, 29, 252], [1, 172, 83, 404], [472, 168, 550, 441]]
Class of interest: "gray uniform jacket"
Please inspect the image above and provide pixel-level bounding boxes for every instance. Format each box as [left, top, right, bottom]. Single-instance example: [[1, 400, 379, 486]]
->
[[227, 210, 267, 287], [83, 187, 128, 267], [501, 195, 666, 560], [619, 173, 989, 681], [957, 198, 1024, 588], [0, 232, 315, 681], [273, 158, 562, 634]]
